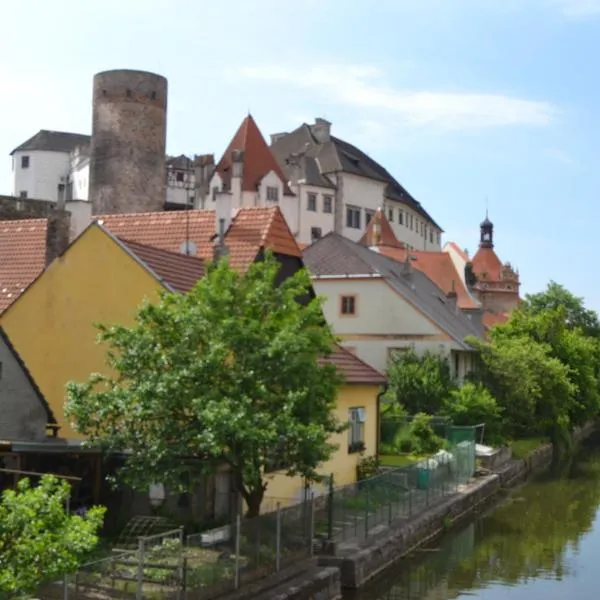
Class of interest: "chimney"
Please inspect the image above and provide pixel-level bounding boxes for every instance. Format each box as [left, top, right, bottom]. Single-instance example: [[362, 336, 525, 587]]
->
[[214, 189, 234, 237], [446, 280, 458, 311], [230, 150, 244, 205], [311, 118, 331, 144], [270, 132, 288, 145], [45, 209, 71, 266], [57, 184, 66, 210], [193, 154, 215, 208], [213, 217, 230, 262], [401, 251, 414, 278]]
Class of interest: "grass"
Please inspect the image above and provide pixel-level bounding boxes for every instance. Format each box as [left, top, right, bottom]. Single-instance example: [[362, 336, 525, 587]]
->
[[379, 454, 425, 467], [510, 437, 549, 459]]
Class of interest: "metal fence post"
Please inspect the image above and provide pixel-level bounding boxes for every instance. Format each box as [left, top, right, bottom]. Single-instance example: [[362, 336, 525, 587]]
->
[[364, 484, 369, 539], [234, 512, 241, 589], [136, 537, 145, 600], [276, 503, 281, 572], [309, 493, 315, 557]]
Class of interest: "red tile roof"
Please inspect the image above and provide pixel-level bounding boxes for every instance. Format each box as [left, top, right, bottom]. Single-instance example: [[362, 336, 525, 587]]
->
[[96, 206, 301, 271], [471, 247, 504, 281], [482, 310, 509, 330], [118, 237, 205, 293], [216, 115, 294, 197], [360, 209, 404, 249], [320, 345, 386, 384], [0, 219, 47, 313]]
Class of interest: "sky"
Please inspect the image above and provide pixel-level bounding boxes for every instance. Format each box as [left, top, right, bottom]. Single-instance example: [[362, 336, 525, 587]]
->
[[2, 0, 599, 307]]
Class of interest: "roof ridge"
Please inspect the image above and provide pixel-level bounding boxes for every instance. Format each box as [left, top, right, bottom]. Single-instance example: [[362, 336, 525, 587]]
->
[[116, 236, 206, 265]]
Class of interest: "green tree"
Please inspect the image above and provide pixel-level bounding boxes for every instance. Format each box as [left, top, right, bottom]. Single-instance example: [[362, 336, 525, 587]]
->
[[409, 413, 445, 455], [468, 334, 576, 443], [0, 476, 104, 599], [442, 382, 502, 443], [386, 350, 455, 414], [65, 253, 344, 517], [524, 281, 600, 337]]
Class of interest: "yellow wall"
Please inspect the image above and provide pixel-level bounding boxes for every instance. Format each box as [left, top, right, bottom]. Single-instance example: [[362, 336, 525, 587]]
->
[[263, 384, 380, 508], [1, 225, 164, 439]]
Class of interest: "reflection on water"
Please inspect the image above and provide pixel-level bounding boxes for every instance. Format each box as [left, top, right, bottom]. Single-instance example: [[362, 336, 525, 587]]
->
[[349, 437, 600, 600]]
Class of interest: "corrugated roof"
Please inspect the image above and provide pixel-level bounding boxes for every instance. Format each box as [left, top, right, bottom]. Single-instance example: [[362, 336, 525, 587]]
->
[[118, 237, 205, 293], [11, 130, 90, 155], [96, 206, 301, 271], [216, 115, 294, 197], [320, 345, 386, 384], [0, 219, 47, 313], [304, 233, 484, 348]]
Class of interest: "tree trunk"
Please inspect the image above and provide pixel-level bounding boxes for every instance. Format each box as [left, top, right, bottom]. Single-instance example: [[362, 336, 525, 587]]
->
[[244, 487, 264, 519]]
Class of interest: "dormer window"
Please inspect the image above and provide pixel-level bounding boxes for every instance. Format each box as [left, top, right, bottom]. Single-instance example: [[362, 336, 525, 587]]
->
[[266, 186, 279, 202]]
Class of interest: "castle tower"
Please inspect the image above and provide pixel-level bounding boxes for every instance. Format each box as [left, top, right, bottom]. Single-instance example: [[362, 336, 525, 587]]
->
[[89, 69, 168, 215]]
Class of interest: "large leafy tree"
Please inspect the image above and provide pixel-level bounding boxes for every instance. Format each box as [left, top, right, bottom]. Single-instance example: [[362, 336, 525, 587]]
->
[[385, 349, 456, 415], [0, 475, 104, 599], [66, 253, 344, 517]]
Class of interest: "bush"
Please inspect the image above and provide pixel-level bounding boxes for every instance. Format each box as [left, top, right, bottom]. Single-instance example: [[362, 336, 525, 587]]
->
[[409, 413, 445, 454], [443, 382, 503, 443], [399, 437, 414, 453]]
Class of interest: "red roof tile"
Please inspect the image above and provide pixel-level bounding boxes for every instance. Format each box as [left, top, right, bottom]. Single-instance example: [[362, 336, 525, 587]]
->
[[320, 345, 386, 384], [0, 219, 47, 313], [96, 206, 301, 271], [482, 310, 508, 330], [471, 247, 504, 281], [118, 237, 205, 293], [360, 209, 404, 249], [216, 115, 294, 197]]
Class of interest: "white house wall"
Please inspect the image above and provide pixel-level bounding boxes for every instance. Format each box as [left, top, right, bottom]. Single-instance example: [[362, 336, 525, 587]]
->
[[12, 150, 70, 201], [70, 162, 89, 201], [341, 173, 386, 242], [313, 277, 463, 373]]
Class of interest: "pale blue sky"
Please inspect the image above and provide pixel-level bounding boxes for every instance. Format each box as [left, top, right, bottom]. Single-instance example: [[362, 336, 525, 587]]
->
[[2, 0, 599, 306]]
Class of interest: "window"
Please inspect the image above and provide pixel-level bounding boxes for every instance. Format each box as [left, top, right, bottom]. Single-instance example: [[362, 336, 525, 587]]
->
[[211, 186, 218, 201], [388, 207, 394, 222], [307, 192, 317, 211], [429, 229, 434, 243], [410, 214, 414, 230], [437, 232, 441, 245], [311, 227, 322, 242], [21, 156, 30, 169], [340, 295, 356, 316], [398, 210, 404, 225], [19, 191, 27, 199], [346, 206, 361, 229], [176, 171, 184, 183], [365, 210, 375, 225], [348, 408, 366, 453], [323, 195, 333, 213], [266, 186, 279, 202]]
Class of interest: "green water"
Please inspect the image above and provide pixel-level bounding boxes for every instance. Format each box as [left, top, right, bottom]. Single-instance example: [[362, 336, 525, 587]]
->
[[348, 437, 600, 600]]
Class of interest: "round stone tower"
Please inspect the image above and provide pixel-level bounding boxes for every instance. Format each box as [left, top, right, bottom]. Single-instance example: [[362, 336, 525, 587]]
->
[[89, 69, 168, 215]]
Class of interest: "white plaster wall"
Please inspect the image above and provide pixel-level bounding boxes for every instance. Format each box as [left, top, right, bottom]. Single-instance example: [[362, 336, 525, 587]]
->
[[12, 150, 70, 201], [258, 170, 284, 207], [65, 200, 92, 240], [340, 173, 386, 242], [295, 184, 335, 244], [70, 162, 89, 201], [385, 201, 442, 251], [444, 242, 469, 285]]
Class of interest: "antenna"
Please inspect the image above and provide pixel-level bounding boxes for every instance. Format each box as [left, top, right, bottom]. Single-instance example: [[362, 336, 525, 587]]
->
[[485, 196, 489, 219]]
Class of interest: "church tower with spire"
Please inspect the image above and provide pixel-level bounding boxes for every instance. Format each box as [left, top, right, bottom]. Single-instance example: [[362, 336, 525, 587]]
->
[[470, 213, 520, 315]]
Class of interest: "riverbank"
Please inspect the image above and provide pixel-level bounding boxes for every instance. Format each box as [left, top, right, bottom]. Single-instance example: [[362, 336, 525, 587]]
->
[[317, 420, 598, 590]]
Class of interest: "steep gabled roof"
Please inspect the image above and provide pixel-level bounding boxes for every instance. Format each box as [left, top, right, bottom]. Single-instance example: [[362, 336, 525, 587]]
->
[[471, 246, 504, 281], [117, 238, 205, 293], [360, 209, 405, 250], [270, 123, 441, 229], [0, 219, 47, 313], [11, 130, 90, 155], [216, 115, 294, 196], [320, 345, 386, 384], [96, 206, 301, 271], [303, 233, 484, 348]]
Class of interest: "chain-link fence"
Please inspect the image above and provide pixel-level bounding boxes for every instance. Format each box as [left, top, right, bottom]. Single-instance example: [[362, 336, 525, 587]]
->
[[319, 426, 477, 545]]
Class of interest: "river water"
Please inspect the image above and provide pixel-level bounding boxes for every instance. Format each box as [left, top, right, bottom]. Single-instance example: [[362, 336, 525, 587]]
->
[[346, 436, 600, 600]]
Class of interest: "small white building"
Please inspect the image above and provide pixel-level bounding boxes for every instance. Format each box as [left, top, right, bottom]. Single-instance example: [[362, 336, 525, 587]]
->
[[302, 233, 484, 377]]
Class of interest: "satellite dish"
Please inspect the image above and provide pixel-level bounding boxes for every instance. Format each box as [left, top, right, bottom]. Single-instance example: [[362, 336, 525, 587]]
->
[[179, 240, 197, 255]]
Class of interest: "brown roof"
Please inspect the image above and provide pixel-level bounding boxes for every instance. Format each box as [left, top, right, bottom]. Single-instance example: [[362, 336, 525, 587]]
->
[[216, 115, 294, 197], [320, 345, 386, 384], [118, 237, 205, 293], [0, 219, 47, 313], [360, 209, 404, 249], [357, 212, 478, 310], [96, 206, 301, 271], [471, 246, 504, 281]]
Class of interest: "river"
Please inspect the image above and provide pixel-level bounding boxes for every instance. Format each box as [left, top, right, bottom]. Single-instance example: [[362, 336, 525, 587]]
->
[[346, 436, 600, 600]]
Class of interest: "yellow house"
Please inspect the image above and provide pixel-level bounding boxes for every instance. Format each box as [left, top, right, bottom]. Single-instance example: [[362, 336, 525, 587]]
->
[[263, 347, 386, 507]]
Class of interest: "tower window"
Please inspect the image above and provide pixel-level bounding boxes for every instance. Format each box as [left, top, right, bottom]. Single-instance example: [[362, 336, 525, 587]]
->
[[399, 210, 404, 225], [346, 206, 361, 229], [21, 156, 30, 169], [388, 207, 394, 222], [307, 193, 317, 211], [323, 195, 333, 214], [266, 186, 279, 202]]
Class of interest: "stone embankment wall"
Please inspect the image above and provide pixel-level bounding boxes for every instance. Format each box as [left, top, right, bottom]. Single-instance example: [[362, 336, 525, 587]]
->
[[318, 420, 599, 590]]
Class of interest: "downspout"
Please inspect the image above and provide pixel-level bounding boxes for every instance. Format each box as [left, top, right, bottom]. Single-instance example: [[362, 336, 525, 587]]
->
[[376, 382, 389, 456]]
